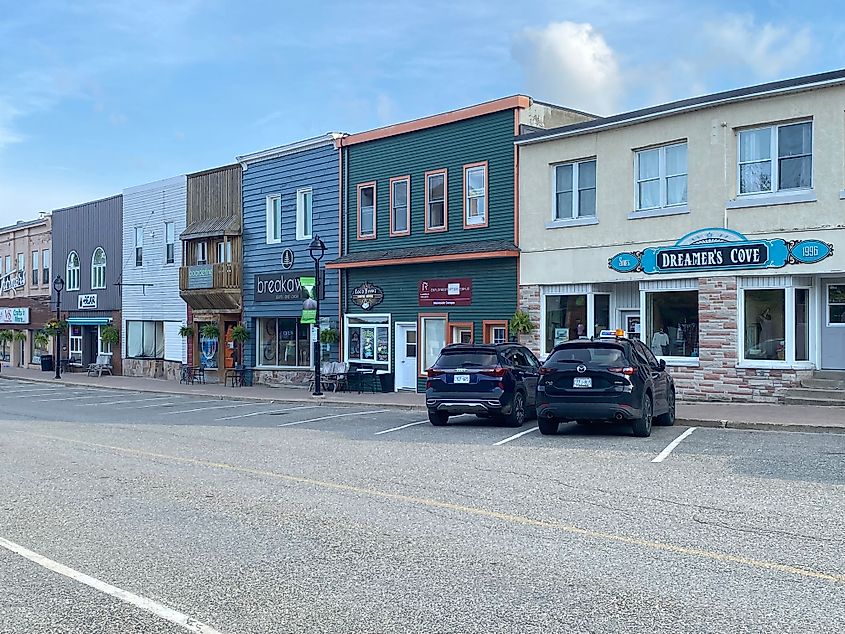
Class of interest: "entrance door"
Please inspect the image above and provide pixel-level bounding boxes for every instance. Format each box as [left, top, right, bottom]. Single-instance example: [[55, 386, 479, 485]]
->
[[394, 323, 417, 391], [821, 280, 845, 369], [84, 326, 98, 366]]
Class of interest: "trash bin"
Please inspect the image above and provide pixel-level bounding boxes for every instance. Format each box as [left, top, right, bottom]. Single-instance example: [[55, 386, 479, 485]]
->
[[41, 355, 53, 371]]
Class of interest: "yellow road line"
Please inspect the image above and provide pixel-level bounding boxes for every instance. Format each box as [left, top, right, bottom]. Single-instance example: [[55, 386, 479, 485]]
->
[[18, 430, 845, 585]]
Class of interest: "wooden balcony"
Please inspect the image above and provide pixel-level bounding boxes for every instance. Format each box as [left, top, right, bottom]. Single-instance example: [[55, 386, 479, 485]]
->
[[179, 263, 241, 311]]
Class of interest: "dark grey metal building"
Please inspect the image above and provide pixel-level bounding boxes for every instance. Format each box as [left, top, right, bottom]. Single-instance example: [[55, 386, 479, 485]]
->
[[51, 195, 123, 373]]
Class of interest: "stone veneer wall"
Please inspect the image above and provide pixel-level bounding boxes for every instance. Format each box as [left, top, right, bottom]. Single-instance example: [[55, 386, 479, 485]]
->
[[253, 369, 312, 388], [518, 278, 808, 403], [122, 358, 182, 381]]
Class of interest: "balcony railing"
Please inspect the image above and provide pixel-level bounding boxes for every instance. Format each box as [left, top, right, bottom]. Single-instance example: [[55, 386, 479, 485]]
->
[[179, 263, 241, 292]]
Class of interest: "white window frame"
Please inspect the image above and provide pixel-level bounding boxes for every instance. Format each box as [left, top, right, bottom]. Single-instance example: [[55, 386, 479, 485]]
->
[[738, 284, 815, 368], [69, 327, 82, 356], [255, 317, 313, 369], [419, 314, 447, 375], [165, 222, 175, 264], [737, 121, 813, 197], [97, 325, 113, 356], [552, 159, 597, 221], [31, 251, 39, 286], [344, 314, 391, 366], [425, 170, 447, 232], [134, 227, 144, 267], [828, 284, 845, 327], [639, 288, 699, 366], [42, 249, 50, 285], [634, 142, 688, 211], [357, 183, 376, 239], [66, 251, 80, 291], [195, 241, 208, 265], [91, 247, 106, 290], [463, 163, 487, 227], [216, 240, 232, 264], [266, 195, 282, 244], [492, 326, 507, 344], [296, 188, 313, 241]]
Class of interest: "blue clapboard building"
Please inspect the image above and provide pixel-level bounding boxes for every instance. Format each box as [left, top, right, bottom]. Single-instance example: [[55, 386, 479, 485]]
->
[[237, 134, 343, 385]]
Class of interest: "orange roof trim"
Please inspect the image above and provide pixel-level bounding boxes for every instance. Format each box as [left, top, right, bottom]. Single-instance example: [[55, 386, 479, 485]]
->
[[339, 95, 531, 146]]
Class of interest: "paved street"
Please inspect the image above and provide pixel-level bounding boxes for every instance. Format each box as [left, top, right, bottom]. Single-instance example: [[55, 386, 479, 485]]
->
[[1, 379, 844, 633]]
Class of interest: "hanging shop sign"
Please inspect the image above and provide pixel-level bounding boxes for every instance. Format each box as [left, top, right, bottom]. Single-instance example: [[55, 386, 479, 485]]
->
[[77, 294, 98, 309], [418, 278, 472, 306], [609, 228, 833, 275], [351, 282, 384, 310], [0, 270, 25, 294], [300, 276, 317, 324], [0, 307, 29, 324], [187, 265, 214, 289], [254, 271, 324, 302]]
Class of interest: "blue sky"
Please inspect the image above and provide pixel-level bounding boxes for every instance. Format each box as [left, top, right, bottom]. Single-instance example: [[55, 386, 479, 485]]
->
[[0, 0, 841, 226]]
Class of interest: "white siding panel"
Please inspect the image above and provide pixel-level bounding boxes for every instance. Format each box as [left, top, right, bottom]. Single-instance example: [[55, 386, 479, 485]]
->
[[121, 175, 188, 328], [639, 278, 698, 291], [739, 275, 796, 289], [164, 321, 186, 362]]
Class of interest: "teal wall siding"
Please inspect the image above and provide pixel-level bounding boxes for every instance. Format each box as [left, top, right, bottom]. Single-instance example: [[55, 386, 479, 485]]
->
[[345, 256, 517, 391], [345, 109, 515, 251]]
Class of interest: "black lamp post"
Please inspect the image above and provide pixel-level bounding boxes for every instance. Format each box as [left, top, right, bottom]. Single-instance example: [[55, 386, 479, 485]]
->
[[308, 234, 326, 396], [53, 275, 64, 380]]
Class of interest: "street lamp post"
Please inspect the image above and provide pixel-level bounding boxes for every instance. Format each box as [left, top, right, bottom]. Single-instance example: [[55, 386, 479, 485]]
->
[[53, 275, 64, 380], [308, 235, 326, 397]]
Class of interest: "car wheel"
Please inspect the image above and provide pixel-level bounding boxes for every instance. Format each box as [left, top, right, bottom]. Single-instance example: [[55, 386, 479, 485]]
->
[[655, 389, 676, 426], [538, 418, 558, 435], [632, 393, 653, 437], [501, 392, 526, 427], [428, 410, 449, 427]]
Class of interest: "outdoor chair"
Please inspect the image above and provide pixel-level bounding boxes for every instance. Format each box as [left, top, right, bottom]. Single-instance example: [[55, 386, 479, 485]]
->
[[87, 354, 113, 377]]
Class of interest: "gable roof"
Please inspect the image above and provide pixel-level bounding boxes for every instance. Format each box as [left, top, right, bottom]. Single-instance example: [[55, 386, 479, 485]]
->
[[516, 68, 845, 146]]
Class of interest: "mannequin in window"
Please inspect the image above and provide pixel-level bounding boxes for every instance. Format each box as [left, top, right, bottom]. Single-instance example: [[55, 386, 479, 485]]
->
[[651, 326, 669, 357], [758, 307, 774, 343], [576, 321, 586, 338]]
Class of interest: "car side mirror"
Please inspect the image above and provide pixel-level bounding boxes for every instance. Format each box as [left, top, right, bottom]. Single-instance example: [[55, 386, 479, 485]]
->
[[659, 359, 667, 371]]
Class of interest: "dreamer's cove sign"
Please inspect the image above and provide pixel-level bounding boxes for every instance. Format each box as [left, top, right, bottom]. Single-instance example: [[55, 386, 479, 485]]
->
[[609, 228, 833, 275]]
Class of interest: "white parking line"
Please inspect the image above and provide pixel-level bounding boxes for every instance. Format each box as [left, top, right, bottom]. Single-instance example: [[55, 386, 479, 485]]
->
[[651, 427, 697, 463], [168, 403, 255, 414], [374, 420, 429, 435], [74, 396, 172, 406], [277, 410, 390, 428], [5, 389, 65, 398], [131, 400, 219, 409], [0, 536, 224, 634], [215, 405, 320, 421], [32, 394, 106, 402], [493, 427, 539, 446]]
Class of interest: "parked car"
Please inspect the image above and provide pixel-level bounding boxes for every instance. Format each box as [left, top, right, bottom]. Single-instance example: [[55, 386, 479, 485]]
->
[[535, 331, 676, 437], [425, 343, 541, 427]]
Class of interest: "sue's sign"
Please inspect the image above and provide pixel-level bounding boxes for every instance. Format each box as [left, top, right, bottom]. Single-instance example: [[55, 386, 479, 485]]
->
[[609, 228, 833, 275]]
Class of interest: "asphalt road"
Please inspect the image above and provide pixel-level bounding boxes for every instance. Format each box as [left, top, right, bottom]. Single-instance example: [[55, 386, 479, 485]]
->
[[1, 378, 843, 633]]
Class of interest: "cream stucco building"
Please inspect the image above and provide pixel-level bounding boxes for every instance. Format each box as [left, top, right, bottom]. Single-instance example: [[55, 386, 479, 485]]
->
[[516, 69, 845, 403]]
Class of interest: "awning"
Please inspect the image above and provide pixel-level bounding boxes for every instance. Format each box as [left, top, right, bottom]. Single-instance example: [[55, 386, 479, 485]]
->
[[66, 317, 112, 326], [180, 216, 240, 240]]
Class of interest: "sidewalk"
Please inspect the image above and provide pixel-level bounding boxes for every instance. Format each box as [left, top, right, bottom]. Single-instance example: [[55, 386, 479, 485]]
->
[[1, 364, 844, 433]]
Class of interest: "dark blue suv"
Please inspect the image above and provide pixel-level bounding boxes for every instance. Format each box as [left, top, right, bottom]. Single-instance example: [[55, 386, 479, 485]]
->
[[425, 343, 541, 427]]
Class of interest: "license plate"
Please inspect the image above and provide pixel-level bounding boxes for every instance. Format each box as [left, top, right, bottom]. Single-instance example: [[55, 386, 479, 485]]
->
[[453, 374, 470, 384], [573, 377, 592, 388]]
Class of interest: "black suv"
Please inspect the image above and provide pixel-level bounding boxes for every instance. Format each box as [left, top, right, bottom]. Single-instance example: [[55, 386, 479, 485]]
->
[[536, 334, 675, 437], [425, 343, 541, 427]]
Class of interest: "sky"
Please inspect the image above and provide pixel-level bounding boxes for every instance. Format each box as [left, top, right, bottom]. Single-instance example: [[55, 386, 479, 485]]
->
[[0, 0, 842, 227]]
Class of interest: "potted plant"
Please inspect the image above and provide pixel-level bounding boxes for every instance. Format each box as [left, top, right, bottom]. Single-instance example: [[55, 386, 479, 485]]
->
[[319, 328, 339, 345], [230, 323, 249, 367], [200, 323, 220, 340], [43, 319, 67, 336], [178, 325, 195, 339], [509, 310, 536, 344], [99, 325, 120, 351]]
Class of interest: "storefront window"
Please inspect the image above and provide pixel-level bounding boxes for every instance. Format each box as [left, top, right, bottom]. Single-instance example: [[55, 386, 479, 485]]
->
[[545, 295, 587, 350], [257, 317, 311, 367], [829, 285, 845, 325], [594, 294, 610, 337], [645, 291, 699, 358], [345, 315, 390, 365], [420, 316, 446, 372], [743, 289, 785, 361], [127, 321, 165, 359], [31, 331, 48, 363], [69, 325, 83, 359]]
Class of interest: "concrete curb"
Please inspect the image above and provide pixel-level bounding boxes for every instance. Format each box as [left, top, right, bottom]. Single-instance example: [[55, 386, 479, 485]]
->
[[0, 373, 426, 411], [675, 418, 845, 434]]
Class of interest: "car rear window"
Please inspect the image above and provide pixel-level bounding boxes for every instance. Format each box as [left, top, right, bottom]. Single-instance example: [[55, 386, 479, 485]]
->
[[548, 344, 628, 367], [435, 351, 499, 369]]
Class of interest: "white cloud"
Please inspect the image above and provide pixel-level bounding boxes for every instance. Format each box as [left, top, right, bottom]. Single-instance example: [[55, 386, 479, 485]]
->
[[512, 21, 622, 115], [703, 14, 813, 80]]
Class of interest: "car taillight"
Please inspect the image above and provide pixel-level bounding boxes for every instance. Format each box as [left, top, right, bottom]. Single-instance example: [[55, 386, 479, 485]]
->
[[538, 367, 557, 375], [609, 367, 636, 376], [481, 365, 506, 377], [425, 380, 432, 389], [427, 368, 445, 378]]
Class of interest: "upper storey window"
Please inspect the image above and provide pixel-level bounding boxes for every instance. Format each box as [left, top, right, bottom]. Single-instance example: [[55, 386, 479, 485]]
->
[[635, 142, 687, 211], [357, 183, 376, 239], [554, 159, 596, 220], [425, 170, 447, 232], [738, 122, 812, 195]]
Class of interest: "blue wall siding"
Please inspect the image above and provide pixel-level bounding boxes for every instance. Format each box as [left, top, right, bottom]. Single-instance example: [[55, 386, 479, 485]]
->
[[242, 142, 340, 368]]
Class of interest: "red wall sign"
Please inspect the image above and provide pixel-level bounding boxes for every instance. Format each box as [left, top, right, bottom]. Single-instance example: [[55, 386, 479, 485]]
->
[[418, 278, 472, 306]]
